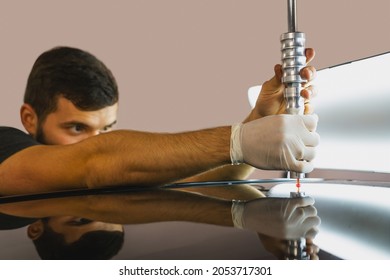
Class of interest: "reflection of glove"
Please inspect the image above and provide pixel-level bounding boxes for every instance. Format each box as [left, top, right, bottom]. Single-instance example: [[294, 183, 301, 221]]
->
[[231, 197, 320, 239], [230, 114, 319, 173], [257, 233, 320, 260]]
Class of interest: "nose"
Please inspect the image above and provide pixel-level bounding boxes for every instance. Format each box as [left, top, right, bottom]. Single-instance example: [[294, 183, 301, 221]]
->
[[91, 130, 100, 136], [78, 131, 100, 142]]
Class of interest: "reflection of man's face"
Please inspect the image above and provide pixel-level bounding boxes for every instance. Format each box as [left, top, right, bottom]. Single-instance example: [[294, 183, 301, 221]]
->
[[26, 95, 123, 242], [45, 216, 123, 244]]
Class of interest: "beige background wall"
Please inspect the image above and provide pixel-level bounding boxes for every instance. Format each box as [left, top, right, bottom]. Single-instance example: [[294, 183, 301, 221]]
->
[[1, 0, 389, 133], [0, 0, 389, 259]]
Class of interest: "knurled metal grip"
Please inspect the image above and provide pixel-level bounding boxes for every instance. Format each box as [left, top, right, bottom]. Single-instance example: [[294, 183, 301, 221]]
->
[[281, 31, 307, 115], [285, 238, 308, 260]]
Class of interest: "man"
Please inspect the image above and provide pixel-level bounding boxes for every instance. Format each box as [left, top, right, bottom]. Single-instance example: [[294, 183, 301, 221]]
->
[[0, 46, 319, 259], [7, 46, 124, 259]]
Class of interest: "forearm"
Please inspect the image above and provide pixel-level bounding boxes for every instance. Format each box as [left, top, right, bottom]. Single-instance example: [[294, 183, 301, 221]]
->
[[0, 127, 231, 195], [85, 128, 231, 188], [0, 189, 234, 227], [88, 189, 234, 226]]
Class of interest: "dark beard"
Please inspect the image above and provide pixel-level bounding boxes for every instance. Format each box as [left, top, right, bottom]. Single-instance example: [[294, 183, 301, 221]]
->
[[35, 123, 47, 144]]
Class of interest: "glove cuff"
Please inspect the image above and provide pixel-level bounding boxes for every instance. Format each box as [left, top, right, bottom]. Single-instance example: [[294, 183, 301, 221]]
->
[[230, 123, 244, 165], [231, 199, 245, 229]]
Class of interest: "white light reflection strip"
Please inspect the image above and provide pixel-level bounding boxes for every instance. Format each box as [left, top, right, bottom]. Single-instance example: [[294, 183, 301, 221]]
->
[[268, 183, 390, 260], [315, 229, 390, 260], [248, 52, 390, 173]]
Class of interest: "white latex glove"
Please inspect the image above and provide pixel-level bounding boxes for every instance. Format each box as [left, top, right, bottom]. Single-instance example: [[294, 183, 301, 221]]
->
[[231, 197, 320, 239], [230, 114, 319, 173]]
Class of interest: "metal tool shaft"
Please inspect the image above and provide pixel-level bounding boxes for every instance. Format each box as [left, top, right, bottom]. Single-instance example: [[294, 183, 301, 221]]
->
[[281, 0, 306, 180], [287, 0, 297, 32]]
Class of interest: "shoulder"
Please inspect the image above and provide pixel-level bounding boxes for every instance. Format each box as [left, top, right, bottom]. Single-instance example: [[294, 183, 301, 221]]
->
[[0, 126, 29, 138], [0, 126, 40, 164], [0, 212, 37, 230], [0, 126, 28, 135]]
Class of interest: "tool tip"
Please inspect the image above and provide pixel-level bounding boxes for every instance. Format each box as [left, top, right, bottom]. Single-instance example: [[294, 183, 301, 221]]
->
[[296, 178, 301, 191]]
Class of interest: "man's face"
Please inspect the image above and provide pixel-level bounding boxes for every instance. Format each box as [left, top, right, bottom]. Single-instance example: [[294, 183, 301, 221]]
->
[[36, 96, 118, 145], [25, 95, 123, 243], [45, 216, 123, 244]]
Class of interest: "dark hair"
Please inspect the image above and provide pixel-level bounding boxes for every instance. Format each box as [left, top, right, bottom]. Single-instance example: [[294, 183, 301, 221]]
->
[[24, 46, 119, 123], [32, 219, 125, 260]]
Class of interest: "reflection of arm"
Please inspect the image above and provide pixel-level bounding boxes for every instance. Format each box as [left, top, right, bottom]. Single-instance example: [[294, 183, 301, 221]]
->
[[0, 189, 233, 227], [0, 127, 231, 196]]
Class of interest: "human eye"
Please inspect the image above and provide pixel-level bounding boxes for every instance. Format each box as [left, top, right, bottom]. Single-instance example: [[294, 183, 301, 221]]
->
[[67, 218, 93, 226], [100, 123, 115, 133], [68, 123, 87, 134]]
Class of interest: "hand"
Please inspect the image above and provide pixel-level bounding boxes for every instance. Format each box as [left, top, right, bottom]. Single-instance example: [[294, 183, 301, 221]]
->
[[305, 238, 320, 260], [231, 196, 320, 240], [231, 114, 319, 173], [257, 234, 320, 260], [245, 48, 317, 123]]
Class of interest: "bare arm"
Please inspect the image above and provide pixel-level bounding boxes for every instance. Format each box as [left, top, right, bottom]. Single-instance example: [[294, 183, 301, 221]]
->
[[0, 187, 320, 241], [0, 189, 233, 227], [0, 127, 231, 195]]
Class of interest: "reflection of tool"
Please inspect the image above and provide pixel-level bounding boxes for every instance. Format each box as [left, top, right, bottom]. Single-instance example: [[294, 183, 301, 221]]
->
[[285, 191, 309, 260], [281, 0, 306, 189]]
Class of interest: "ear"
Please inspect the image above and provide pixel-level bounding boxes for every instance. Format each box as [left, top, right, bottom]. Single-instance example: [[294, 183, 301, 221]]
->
[[20, 103, 38, 136], [27, 220, 44, 240]]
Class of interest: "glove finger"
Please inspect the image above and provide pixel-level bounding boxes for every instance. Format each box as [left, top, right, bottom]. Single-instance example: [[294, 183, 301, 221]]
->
[[302, 205, 318, 217], [286, 197, 315, 222], [297, 196, 316, 207], [299, 130, 320, 147], [301, 114, 318, 132], [293, 117, 320, 147], [286, 141, 315, 173], [287, 197, 315, 211], [302, 146, 316, 162], [305, 226, 320, 240], [302, 216, 321, 237], [291, 159, 314, 174]]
